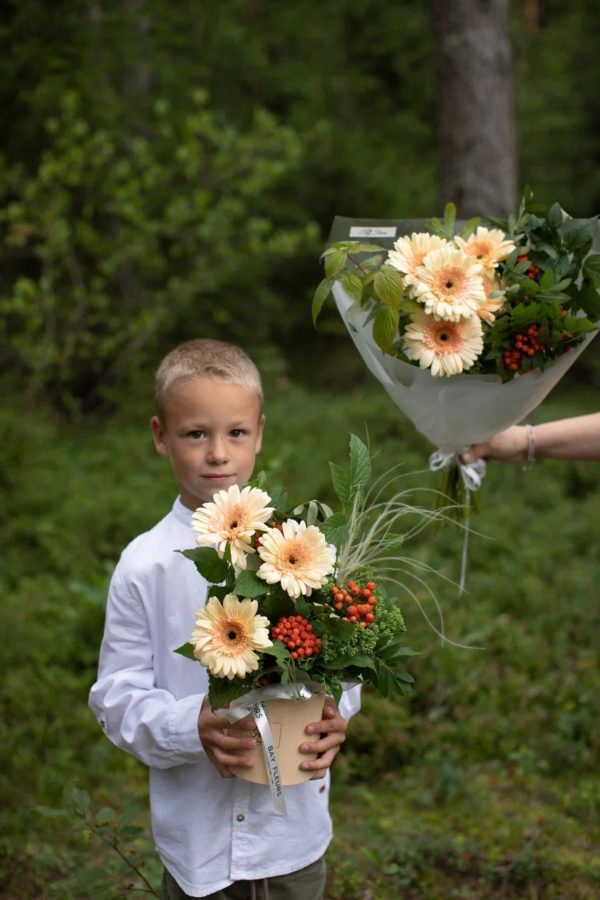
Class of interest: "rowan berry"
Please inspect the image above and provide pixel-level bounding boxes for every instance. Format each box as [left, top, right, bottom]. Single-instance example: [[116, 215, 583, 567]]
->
[[272, 614, 321, 658]]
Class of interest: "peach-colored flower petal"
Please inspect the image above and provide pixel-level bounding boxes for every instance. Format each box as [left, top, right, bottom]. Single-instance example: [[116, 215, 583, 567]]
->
[[191, 485, 274, 570], [455, 226, 515, 272], [403, 311, 483, 377], [190, 594, 272, 680], [257, 519, 335, 599], [411, 246, 486, 321]]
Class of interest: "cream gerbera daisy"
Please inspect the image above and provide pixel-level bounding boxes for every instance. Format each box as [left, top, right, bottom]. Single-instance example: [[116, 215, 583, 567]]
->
[[191, 484, 274, 569], [257, 519, 335, 599], [189, 593, 272, 679], [387, 232, 447, 283], [455, 226, 515, 272], [477, 275, 506, 325], [403, 310, 483, 377], [411, 246, 486, 321]]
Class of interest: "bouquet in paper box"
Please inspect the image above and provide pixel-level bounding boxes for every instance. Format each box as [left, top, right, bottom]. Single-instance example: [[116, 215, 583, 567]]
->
[[177, 436, 436, 791], [313, 189, 599, 503]]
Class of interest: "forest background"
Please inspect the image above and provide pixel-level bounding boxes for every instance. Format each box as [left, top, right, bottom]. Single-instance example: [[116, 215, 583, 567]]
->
[[1, 1, 599, 898]]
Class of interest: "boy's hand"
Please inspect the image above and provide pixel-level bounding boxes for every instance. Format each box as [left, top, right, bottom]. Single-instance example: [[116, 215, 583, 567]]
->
[[298, 697, 348, 780], [198, 695, 257, 778]]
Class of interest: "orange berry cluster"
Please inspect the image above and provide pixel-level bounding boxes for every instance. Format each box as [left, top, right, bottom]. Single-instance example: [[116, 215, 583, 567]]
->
[[271, 615, 322, 660], [503, 325, 545, 372], [518, 253, 541, 280], [330, 580, 377, 627]]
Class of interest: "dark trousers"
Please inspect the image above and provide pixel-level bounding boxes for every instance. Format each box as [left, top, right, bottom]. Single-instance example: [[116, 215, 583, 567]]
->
[[161, 855, 326, 900]]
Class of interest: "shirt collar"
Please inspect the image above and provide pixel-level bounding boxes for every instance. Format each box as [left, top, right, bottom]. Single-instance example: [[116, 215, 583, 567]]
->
[[172, 496, 196, 527]]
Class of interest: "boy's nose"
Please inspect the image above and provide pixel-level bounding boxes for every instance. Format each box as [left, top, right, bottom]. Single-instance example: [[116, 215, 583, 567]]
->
[[207, 436, 228, 462]]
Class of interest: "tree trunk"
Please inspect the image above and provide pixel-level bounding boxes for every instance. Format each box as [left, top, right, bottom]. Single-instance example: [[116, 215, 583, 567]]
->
[[430, 0, 518, 217]]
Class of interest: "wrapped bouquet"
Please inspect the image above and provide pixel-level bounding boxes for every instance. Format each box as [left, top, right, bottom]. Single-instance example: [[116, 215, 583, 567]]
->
[[313, 189, 599, 514], [177, 436, 440, 809]]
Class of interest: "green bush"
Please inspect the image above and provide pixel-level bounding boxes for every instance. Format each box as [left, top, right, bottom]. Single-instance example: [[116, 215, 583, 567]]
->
[[0, 90, 316, 414]]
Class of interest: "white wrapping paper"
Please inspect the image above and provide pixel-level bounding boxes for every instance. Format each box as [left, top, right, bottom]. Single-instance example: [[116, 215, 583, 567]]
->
[[333, 281, 598, 455]]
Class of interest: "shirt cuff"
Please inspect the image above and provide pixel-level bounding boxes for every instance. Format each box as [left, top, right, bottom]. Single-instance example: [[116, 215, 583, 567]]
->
[[168, 694, 206, 759]]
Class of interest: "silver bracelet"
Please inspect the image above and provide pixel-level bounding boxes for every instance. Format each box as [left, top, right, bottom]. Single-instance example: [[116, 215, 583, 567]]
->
[[523, 423, 536, 470]]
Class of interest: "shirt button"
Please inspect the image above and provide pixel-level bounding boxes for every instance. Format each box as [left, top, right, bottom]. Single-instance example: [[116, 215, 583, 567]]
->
[[319, 785, 326, 794], [236, 813, 245, 822]]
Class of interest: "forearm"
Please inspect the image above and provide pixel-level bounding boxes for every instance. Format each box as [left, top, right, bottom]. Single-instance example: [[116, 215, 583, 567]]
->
[[531, 413, 600, 460], [89, 675, 205, 769], [90, 573, 206, 769], [462, 413, 600, 464]]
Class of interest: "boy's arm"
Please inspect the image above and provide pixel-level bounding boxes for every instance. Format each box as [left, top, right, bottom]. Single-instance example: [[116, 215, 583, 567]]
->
[[89, 571, 206, 770]]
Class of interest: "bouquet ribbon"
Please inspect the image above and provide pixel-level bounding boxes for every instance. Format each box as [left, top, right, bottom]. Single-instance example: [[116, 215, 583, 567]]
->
[[225, 682, 321, 814], [429, 451, 487, 492], [429, 452, 487, 593]]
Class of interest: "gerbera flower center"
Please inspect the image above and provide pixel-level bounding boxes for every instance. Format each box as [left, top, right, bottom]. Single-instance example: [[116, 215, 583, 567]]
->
[[216, 618, 249, 654], [278, 538, 308, 570], [436, 267, 465, 296], [424, 321, 464, 353]]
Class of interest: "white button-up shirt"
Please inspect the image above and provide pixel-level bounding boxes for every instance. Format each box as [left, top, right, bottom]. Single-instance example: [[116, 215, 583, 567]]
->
[[89, 497, 361, 897]]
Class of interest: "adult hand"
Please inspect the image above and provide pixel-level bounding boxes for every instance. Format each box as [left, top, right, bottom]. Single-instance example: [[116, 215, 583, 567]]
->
[[298, 696, 348, 781], [460, 425, 529, 464], [198, 695, 257, 778]]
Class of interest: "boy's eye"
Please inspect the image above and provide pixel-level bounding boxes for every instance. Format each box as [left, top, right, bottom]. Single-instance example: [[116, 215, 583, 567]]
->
[[188, 430, 206, 439], [230, 428, 247, 438]]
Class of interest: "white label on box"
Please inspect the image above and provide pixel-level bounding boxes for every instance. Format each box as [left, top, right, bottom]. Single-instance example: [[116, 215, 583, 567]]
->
[[349, 226, 397, 238]]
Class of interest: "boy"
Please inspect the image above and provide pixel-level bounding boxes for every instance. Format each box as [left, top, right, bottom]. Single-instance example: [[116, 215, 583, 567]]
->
[[89, 339, 361, 900]]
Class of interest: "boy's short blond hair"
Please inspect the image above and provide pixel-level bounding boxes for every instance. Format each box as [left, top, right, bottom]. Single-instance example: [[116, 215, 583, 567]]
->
[[155, 339, 263, 420]]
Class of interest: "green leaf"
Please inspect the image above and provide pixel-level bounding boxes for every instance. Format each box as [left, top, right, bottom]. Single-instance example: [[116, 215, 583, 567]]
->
[[234, 569, 269, 597], [320, 512, 349, 546], [268, 485, 288, 511], [95, 807, 117, 826], [205, 584, 231, 601], [372, 304, 399, 352], [329, 461, 352, 507], [349, 433, 372, 494], [326, 654, 376, 671], [563, 225, 594, 257], [180, 548, 229, 583], [35, 805, 67, 819], [583, 254, 600, 289], [443, 202, 457, 236], [324, 248, 348, 279], [373, 266, 404, 308], [578, 285, 600, 319], [351, 242, 389, 254], [338, 271, 363, 304], [70, 787, 90, 814], [208, 674, 253, 711], [175, 641, 197, 660], [458, 216, 481, 239], [263, 640, 290, 665], [546, 202, 564, 230], [312, 277, 334, 325]]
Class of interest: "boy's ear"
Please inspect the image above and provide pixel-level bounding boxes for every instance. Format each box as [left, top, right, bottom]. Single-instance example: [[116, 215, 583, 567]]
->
[[151, 415, 169, 457]]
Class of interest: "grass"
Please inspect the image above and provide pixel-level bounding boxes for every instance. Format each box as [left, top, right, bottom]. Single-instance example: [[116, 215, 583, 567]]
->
[[1, 376, 599, 898]]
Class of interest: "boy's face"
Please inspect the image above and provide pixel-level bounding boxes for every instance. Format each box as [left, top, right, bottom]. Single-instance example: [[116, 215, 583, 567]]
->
[[151, 378, 265, 510]]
